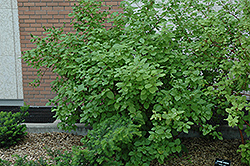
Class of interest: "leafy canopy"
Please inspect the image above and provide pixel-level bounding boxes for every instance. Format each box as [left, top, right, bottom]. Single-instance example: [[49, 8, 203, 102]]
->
[[22, 0, 250, 165]]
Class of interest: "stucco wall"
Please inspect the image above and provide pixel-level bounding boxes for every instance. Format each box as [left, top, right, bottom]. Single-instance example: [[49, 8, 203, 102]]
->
[[0, 0, 23, 106]]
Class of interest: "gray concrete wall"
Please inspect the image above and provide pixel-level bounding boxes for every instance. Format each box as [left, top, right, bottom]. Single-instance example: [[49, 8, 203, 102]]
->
[[0, 0, 23, 105]]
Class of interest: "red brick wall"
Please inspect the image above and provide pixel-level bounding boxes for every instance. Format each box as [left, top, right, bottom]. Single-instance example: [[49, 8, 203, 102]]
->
[[18, 0, 122, 106]]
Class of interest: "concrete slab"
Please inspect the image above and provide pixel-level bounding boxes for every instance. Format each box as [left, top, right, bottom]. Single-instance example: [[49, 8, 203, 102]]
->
[[23, 120, 249, 139], [23, 120, 91, 136]]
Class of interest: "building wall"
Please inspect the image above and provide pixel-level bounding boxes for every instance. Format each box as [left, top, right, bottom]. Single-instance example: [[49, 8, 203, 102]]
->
[[0, 0, 23, 106], [17, 0, 122, 106]]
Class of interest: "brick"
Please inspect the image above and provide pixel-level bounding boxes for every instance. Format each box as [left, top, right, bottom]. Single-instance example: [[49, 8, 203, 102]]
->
[[18, 0, 29, 2], [59, 19, 70, 23], [45, 87, 52, 91], [42, 83, 52, 87], [34, 3, 47, 6], [29, 91, 40, 95], [18, 3, 23, 6], [35, 27, 44, 32], [20, 31, 29, 36], [112, 6, 122, 10], [47, 3, 59, 6], [18, 11, 24, 15], [106, 2, 118, 5], [47, 11, 58, 15], [19, 6, 29, 10], [53, 24, 63, 28], [23, 80, 32, 83], [40, 91, 51, 95], [26, 43, 36, 48], [29, 7, 40, 10], [48, 19, 59, 23], [21, 48, 30, 51], [30, 24, 42, 27], [58, 2, 70, 6], [36, 11, 47, 15], [64, 7, 73, 10], [34, 94, 46, 98], [42, 15, 53, 19], [50, 75, 58, 79], [23, 11, 35, 14], [24, 95, 35, 99], [24, 87, 35, 91], [23, 2, 35, 6], [24, 19, 36, 23], [21, 39, 31, 43], [41, 23, 53, 27], [29, 15, 41, 19], [59, 11, 70, 15], [35, 102, 48, 106], [25, 28, 36, 31], [42, 7, 53, 10], [35, 87, 46, 91], [29, 99, 41, 102], [54, 15, 65, 19], [40, 99, 50, 103], [53, 7, 64, 10], [36, 20, 47, 23]]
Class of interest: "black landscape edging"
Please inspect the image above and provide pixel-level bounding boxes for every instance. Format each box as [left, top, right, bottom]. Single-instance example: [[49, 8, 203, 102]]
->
[[0, 106, 56, 123]]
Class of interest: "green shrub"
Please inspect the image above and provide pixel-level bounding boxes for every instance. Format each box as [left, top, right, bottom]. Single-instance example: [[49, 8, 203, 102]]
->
[[238, 140, 250, 165], [0, 105, 29, 148], [14, 155, 49, 166], [0, 158, 12, 166], [0, 155, 50, 166], [22, 0, 250, 165]]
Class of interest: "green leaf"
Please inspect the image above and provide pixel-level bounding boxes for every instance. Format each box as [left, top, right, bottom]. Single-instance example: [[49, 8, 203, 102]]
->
[[141, 89, 147, 95], [156, 129, 164, 135], [106, 91, 114, 99], [145, 84, 152, 89], [165, 132, 172, 139], [174, 96, 181, 101], [149, 86, 157, 94], [140, 93, 147, 100], [68, 13, 74, 17], [107, 100, 115, 105], [77, 84, 87, 92], [114, 103, 120, 110], [176, 145, 181, 153], [183, 128, 189, 134], [139, 38, 145, 43], [116, 82, 124, 88], [144, 102, 149, 109], [128, 106, 136, 113], [175, 139, 181, 145], [171, 147, 176, 153], [154, 104, 162, 112]]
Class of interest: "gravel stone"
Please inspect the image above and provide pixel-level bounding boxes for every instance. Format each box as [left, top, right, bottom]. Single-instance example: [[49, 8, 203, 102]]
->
[[0, 132, 84, 165], [164, 137, 249, 166], [0, 132, 248, 165]]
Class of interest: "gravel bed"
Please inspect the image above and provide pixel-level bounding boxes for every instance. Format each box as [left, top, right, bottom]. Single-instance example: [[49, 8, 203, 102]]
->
[[0, 132, 248, 165], [164, 137, 248, 166], [0, 132, 84, 164]]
